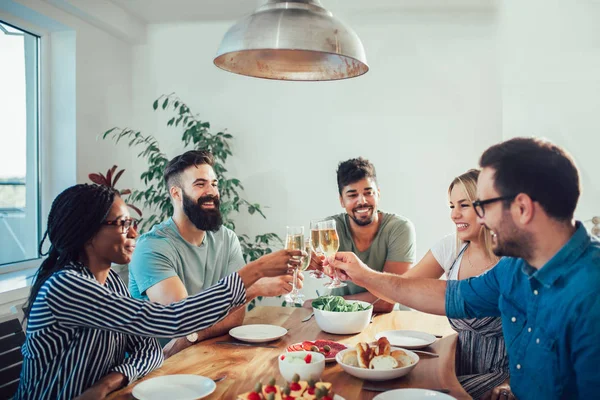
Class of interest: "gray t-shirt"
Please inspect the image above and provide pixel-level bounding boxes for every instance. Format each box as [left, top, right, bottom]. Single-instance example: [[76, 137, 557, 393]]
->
[[329, 212, 416, 296], [128, 218, 245, 300]]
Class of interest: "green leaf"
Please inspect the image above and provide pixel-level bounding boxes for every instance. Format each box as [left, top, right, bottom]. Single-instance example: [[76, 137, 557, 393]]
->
[[101, 93, 281, 269]]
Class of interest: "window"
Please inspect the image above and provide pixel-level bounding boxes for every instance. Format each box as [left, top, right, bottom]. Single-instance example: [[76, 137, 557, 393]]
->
[[0, 21, 40, 267]]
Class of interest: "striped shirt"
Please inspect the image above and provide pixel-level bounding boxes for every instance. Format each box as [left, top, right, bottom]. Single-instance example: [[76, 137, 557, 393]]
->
[[15, 264, 246, 399]]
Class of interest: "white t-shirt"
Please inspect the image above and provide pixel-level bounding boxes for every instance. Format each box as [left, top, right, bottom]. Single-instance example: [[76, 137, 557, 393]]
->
[[430, 233, 467, 281]]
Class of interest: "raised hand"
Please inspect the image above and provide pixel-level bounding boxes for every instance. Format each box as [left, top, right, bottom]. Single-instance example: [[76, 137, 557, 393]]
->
[[327, 251, 372, 285], [256, 249, 304, 277], [251, 272, 305, 298]]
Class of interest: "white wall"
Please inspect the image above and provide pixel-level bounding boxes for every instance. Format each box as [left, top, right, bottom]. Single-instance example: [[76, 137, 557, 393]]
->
[[131, 10, 501, 250], [128, 8, 501, 301], [501, 0, 600, 223]]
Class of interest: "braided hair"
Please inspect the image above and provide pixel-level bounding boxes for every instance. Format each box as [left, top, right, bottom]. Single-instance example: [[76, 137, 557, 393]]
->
[[24, 184, 118, 319]]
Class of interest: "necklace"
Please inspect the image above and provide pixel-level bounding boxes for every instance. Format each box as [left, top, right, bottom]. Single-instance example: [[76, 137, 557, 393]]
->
[[466, 245, 497, 271]]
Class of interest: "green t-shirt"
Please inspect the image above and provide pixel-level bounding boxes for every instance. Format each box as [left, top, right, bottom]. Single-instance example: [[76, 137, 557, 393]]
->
[[128, 218, 245, 301], [329, 212, 416, 296]]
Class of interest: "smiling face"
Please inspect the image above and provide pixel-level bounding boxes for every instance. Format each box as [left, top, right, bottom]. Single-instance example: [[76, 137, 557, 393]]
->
[[339, 178, 380, 227], [88, 196, 138, 265], [449, 184, 480, 242], [176, 163, 223, 231]]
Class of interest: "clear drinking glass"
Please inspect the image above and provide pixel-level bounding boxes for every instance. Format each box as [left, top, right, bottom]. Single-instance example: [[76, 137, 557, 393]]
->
[[284, 226, 305, 305], [309, 219, 325, 279], [318, 220, 347, 289]]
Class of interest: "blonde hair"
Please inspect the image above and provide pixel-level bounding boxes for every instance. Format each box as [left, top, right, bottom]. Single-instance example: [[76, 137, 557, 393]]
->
[[448, 169, 497, 261]]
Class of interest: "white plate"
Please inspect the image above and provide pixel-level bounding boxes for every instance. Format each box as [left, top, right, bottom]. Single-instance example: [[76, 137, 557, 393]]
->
[[373, 388, 456, 399], [132, 375, 216, 400], [229, 324, 288, 343], [376, 330, 436, 350]]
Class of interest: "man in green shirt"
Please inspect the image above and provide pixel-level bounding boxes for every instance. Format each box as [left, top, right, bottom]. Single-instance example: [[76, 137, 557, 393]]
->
[[305, 157, 416, 313], [129, 150, 302, 357]]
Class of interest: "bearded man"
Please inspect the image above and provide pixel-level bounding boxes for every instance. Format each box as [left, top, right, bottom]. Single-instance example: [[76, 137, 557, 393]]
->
[[129, 150, 301, 356]]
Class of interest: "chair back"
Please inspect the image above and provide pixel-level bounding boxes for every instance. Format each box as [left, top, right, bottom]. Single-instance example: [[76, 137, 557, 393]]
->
[[0, 313, 25, 400]]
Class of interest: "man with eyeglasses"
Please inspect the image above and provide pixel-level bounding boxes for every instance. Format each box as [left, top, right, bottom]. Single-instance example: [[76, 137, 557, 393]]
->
[[128, 150, 302, 357], [329, 138, 600, 400]]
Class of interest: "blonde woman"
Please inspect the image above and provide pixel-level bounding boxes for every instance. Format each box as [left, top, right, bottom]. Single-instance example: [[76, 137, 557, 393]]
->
[[403, 169, 512, 400]]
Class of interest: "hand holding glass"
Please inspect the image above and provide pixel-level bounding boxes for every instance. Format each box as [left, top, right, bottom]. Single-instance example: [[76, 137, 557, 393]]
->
[[318, 220, 346, 289], [284, 226, 308, 305], [309, 220, 326, 279]]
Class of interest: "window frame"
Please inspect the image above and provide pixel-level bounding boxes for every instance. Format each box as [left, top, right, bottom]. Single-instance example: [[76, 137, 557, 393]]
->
[[0, 18, 43, 273]]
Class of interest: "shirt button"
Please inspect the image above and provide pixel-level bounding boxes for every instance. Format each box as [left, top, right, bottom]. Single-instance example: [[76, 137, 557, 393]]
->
[[536, 338, 540, 344], [517, 364, 521, 369], [528, 327, 532, 333], [533, 290, 539, 295], [511, 317, 517, 323]]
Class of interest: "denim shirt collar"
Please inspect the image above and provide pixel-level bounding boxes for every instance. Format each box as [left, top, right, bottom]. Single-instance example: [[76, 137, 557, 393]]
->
[[521, 221, 590, 288]]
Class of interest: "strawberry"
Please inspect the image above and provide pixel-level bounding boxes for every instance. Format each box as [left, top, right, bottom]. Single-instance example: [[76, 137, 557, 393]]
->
[[282, 385, 295, 400], [315, 387, 334, 400], [306, 379, 316, 395], [290, 374, 301, 391], [264, 378, 277, 394], [280, 355, 285, 361], [247, 392, 262, 400], [304, 353, 312, 364]]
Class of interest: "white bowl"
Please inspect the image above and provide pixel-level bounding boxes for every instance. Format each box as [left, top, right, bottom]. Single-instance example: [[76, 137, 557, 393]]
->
[[335, 346, 419, 381], [313, 301, 373, 334], [373, 389, 456, 399], [278, 351, 325, 382]]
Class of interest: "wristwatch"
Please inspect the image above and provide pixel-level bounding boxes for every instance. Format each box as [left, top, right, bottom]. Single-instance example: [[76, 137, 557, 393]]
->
[[186, 332, 198, 343]]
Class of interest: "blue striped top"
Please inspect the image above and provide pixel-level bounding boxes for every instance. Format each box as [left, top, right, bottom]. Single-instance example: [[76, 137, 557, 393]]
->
[[15, 264, 246, 399]]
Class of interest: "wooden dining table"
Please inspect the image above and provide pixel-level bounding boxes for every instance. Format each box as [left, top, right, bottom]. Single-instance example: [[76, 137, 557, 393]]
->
[[108, 306, 471, 400]]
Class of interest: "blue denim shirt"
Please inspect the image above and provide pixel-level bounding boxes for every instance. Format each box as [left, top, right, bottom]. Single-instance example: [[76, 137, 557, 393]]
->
[[446, 222, 600, 400]]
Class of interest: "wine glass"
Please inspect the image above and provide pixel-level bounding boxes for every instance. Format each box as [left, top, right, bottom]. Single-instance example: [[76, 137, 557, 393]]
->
[[284, 226, 305, 306], [309, 219, 325, 279], [318, 220, 347, 289]]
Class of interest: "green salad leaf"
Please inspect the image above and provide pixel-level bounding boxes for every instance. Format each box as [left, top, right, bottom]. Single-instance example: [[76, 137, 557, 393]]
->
[[311, 295, 371, 312]]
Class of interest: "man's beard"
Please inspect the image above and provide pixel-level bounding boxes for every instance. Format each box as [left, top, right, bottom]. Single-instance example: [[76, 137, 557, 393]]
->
[[182, 192, 223, 232], [350, 206, 376, 226], [490, 217, 533, 260]]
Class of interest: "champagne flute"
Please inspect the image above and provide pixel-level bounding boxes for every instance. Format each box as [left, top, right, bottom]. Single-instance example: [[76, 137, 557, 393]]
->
[[318, 220, 347, 289], [309, 219, 325, 279], [291, 238, 312, 304], [284, 226, 304, 306]]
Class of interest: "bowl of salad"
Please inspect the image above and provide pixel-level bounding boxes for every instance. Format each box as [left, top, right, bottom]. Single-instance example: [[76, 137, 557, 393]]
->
[[312, 296, 373, 334]]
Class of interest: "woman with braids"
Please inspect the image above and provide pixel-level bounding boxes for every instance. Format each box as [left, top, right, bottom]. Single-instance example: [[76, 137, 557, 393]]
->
[[15, 184, 299, 400]]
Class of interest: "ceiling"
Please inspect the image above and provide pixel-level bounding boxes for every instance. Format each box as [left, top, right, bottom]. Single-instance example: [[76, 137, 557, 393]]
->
[[109, 0, 498, 23], [110, 0, 258, 23]]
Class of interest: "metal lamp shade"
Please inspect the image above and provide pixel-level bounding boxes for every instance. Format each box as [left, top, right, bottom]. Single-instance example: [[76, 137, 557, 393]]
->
[[214, 0, 369, 81]]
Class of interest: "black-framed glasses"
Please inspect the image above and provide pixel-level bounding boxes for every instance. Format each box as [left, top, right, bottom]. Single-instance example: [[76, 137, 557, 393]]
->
[[102, 217, 139, 234], [472, 195, 517, 218]]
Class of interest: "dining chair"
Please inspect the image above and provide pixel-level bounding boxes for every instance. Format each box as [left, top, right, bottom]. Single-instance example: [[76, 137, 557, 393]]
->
[[0, 312, 25, 400]]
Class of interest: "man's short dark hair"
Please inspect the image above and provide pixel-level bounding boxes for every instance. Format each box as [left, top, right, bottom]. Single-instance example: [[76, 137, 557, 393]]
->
[[163, 150, 215, 190], [336, 157, 377, 195], [479, 137, 580, 221]]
